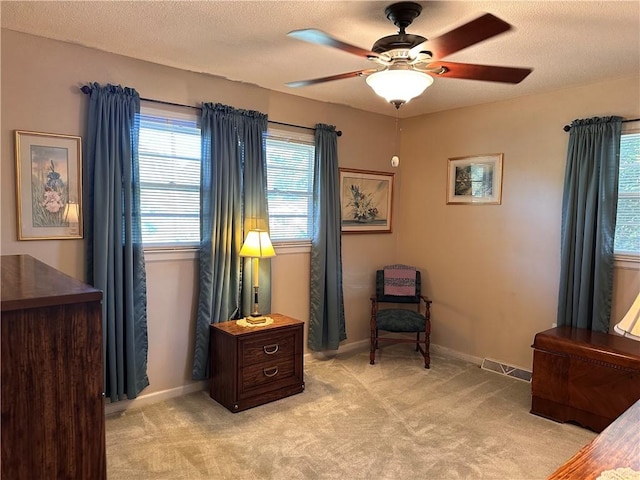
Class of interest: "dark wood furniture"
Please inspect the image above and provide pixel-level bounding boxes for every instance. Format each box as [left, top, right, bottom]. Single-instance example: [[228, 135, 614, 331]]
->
[[547, 399, 640, 479], [1, 254, 106, 479], [531, 326, 640, 432], [209, 313, 304, 412], [370, 269, 432, 368]]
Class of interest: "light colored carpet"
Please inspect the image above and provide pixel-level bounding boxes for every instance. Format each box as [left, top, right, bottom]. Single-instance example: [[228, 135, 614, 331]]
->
[[106, 346, 595, 479]]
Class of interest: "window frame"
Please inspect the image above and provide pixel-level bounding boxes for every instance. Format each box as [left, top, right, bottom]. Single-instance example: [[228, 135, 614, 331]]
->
[[264, 127, 315, 247], [137, 102, 201, 251], [614, 127, 640, 269]]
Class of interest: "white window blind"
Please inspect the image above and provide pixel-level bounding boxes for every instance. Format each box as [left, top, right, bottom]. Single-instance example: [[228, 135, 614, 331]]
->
[[137, 106, 201, 247], [265, 129, 315, 242], [614, 132, 640, 255]]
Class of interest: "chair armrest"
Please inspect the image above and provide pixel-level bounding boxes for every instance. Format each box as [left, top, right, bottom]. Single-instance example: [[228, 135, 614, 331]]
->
[[420, 295, 432, 305]]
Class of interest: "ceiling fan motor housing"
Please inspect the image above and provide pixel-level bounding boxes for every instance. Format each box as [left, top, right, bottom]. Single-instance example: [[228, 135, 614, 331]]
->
[[372, 2, 426, 54], [385, 2, 423, 33]]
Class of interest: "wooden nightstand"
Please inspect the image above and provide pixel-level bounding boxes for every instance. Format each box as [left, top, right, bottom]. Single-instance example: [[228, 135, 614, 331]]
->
[[209, 313, 304, 412]]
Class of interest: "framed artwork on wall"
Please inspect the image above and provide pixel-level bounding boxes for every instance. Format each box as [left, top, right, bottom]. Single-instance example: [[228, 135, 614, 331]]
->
[[447, 153, 503, 205], [339, 168, 394, 233], [14, 130, 83, 240]]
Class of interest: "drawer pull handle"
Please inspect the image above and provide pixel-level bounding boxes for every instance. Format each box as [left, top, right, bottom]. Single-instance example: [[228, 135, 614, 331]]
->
[[263, 344, 279, 355], [263, 367, 279, 378]]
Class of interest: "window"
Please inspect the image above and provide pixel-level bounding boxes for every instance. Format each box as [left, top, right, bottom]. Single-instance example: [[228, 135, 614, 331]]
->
[[615, 131, 640, 256], [265, 129, 315, 242], [138, 105, 201, 247], [137, 110, 314, 248]]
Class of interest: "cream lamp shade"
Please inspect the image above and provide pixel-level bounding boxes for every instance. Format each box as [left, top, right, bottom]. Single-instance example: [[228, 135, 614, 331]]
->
[[239, 229, 275, 259], [366, 69, 434, 108], [614, 292, 640, 341], [63, 201, 79, 224], [63, 201, 80, 235]]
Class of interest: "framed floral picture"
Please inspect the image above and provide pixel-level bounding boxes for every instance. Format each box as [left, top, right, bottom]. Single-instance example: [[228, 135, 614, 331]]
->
[[14, 130, 83, 240], [339, 168, 394, 233], [447, 153, 503, 205]]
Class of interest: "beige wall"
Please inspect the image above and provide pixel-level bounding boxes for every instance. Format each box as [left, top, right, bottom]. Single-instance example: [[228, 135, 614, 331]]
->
[[398, 76, 640, 369], [2, 30, 638, 403]]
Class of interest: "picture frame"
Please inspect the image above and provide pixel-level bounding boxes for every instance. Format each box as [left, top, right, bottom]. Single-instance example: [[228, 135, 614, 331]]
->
[[447, 153, 503, 205], [14, 130, 83, 240], [339, 168, 394, 233]]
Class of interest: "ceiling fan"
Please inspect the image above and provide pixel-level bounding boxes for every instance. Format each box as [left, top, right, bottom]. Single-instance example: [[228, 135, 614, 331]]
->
[[286, 1, 533, 108]]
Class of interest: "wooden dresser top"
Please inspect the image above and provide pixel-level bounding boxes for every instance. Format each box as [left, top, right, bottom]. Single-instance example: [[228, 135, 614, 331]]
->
[[547, 399, 640, 479], [533, 326, 640, 367], [1, 254, 102, 312]]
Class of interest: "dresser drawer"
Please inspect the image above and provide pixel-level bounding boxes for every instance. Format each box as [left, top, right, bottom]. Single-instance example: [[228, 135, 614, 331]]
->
[[241, 329, 297, 366], [241, 356, 297, 393]]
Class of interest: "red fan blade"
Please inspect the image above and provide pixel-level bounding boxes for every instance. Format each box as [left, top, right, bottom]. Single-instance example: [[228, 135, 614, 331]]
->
[[286, 69, 378, 88], [288, 29, 378, 59], [430, 61, 532, 83], [426, 13, 512, 60]]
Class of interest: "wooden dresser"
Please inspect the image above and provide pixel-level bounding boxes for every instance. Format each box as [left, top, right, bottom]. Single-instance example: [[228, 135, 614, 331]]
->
[[531, 326, 640, 432], [1, 254, 106, 479], [547, 399, 640, 479], [210, 313, 304, 412]]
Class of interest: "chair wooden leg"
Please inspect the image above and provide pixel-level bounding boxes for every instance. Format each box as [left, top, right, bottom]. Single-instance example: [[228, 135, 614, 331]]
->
[[424, 324, 431, 369], [370, 327, 376, 365]]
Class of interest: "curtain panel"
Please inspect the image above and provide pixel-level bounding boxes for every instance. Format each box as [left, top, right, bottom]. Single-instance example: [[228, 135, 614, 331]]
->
[[309, 123, 346, 351], [192, 103, 269, 380], [84, 82, 149, 402], [557, 116, 622, 332]]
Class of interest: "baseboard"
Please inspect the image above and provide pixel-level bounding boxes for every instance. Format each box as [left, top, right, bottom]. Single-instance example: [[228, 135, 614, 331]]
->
[[307, 338, 370, 360], [310, 339, 485, 366], [104, 380, 208, 415]]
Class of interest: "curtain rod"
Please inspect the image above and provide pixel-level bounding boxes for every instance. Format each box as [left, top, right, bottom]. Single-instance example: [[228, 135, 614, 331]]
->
[[79, 86, 342, 136], [562, 117, 640, 132]]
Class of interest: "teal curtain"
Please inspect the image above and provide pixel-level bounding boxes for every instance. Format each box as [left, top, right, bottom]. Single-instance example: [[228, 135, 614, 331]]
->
[[84, 83, 149, 402], [557, 116, 622, 332], [309, 124, 346, 350], [240, 110, 271, 318], [192, 103, 269, 380]]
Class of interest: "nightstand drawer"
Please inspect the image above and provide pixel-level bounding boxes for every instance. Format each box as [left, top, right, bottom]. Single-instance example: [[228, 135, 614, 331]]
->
[[241, 329, 297, 366], [241, 356, 297, 391]]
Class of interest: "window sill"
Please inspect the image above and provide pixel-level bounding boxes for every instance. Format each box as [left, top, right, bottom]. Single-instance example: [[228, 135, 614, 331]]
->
[[614, 254, 640, 270], [144, 247, 198, 262], [142, 242, 311, 262], [274, 241, 311, 255]]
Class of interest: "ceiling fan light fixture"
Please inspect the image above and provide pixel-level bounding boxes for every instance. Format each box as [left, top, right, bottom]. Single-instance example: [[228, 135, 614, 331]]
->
[[366, 69, 433, 108]]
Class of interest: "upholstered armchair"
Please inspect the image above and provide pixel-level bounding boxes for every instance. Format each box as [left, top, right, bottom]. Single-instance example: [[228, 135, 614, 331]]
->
[[370, 267, 432, 368]]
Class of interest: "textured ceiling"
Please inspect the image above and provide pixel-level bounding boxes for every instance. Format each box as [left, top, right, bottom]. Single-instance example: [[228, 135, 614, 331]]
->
[[2, 1, 639, 118]]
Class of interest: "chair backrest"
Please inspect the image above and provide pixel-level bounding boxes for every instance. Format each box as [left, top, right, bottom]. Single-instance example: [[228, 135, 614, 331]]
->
[[375, 270, 421, 304]]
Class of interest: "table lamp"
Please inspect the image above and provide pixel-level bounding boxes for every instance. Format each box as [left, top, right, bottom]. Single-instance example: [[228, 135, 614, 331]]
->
[[239, 229, 275, 324], [614, 292, 640, 341], [63, 201, 80, 235]]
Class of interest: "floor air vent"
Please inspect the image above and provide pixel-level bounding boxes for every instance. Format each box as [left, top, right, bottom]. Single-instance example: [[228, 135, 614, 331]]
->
[[481, 358, 532, 382]]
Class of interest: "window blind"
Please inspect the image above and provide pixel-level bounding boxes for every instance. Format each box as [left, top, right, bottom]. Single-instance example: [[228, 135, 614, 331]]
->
[[265, 130, 315, 242], [138, 108, 201, 247], [615, 132, 640, 255]]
